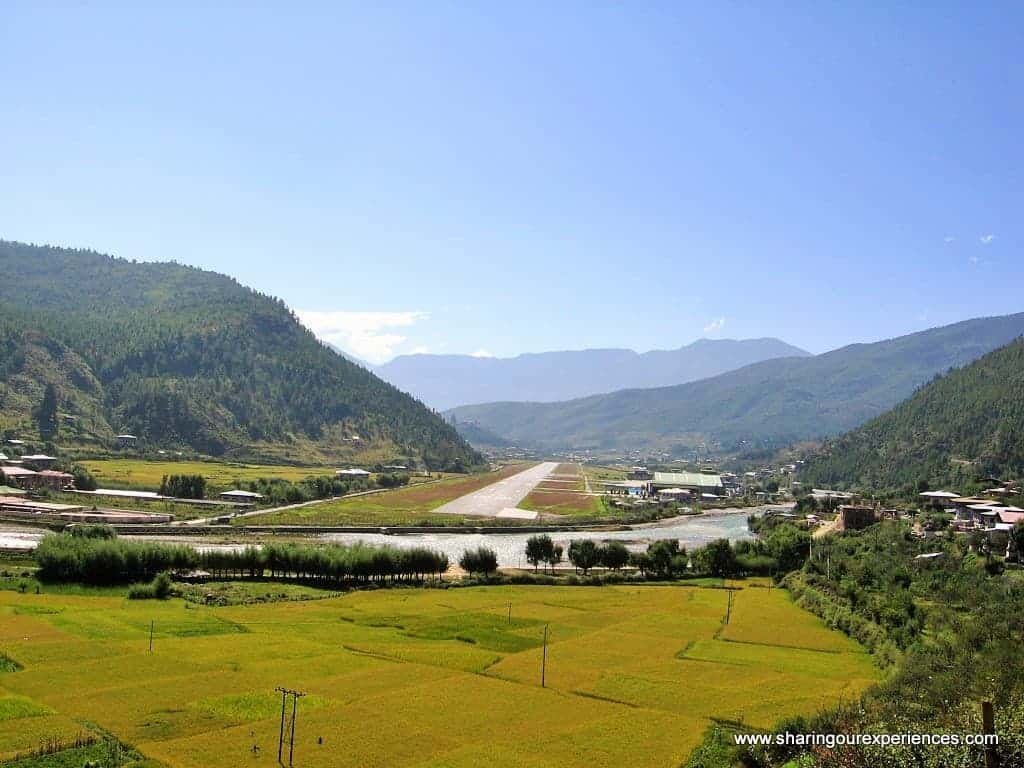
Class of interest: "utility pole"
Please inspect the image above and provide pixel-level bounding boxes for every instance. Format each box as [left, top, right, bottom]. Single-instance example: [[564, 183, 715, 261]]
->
[[276, 687, 287, 765], [982, 701, 998, 768], [508, 602, 512, 625], [275, 687, 305, 767], [289, 691, 305, 767], [149, 620, 154, 653], [541, 624, 549, 688], [725, 591, 732, 624]]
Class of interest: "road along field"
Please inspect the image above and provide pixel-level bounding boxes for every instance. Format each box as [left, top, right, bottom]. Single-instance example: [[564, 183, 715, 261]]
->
[[0, 582, 878, 768], [243, 463, 537, 526]]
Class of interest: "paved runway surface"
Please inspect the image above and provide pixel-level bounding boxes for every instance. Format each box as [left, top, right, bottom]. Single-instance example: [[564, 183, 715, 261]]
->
[[434, 461, 559, 518]]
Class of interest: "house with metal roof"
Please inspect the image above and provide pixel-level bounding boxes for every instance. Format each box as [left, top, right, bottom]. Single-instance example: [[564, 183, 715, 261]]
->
[[21, 454, 57, 470], [219, 489, 264, 501]]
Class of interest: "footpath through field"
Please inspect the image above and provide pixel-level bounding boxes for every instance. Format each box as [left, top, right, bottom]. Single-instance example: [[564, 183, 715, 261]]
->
[[433, 461, 559, 519]]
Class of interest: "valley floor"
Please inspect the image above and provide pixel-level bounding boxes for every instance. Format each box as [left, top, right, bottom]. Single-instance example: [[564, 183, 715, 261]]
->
[[0, 581, 877, 768]]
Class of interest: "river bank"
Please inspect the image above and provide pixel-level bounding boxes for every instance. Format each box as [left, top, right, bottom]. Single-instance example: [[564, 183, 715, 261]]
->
[[0, 503, 794, 565]]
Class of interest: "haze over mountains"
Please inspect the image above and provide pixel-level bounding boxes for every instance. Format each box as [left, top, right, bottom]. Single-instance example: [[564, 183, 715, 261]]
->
[[375, 338, 810, 411], [447, 313, 1024, 454], [0, 241, 479, 469]]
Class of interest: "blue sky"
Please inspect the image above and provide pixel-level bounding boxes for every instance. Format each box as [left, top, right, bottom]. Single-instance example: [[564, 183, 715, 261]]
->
[[1, 2, 1020, 363]]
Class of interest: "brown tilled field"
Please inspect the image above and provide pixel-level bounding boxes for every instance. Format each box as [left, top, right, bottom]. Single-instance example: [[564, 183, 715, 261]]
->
[[520, 489, 597, 513]]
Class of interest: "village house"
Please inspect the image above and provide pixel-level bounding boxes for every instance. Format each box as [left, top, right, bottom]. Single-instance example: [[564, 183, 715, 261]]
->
[[21, 454, 57, 470], [37, 470, 74, 491], [811, 488, 854, 503], [219, 489, 264, 502], [0, 466, 42, 490], [918, 490, 959, 508], [117, 434, 138, 449], [336, 468, 371, 478], [836, 504, 878, 531]]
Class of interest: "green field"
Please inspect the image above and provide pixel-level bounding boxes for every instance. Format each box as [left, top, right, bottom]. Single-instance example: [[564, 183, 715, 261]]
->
[[79, 460, 342, 492], [243, 464, 532, 526], [0, 581, 877, 767]]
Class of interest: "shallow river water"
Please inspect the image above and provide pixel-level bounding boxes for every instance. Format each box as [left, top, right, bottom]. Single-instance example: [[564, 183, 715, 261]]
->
[[0, 505, 787, 567]]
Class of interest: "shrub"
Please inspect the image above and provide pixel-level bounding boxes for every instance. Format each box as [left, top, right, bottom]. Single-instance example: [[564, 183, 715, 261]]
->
[[128, 572, 174, 600], [68, 524, 116, 539]]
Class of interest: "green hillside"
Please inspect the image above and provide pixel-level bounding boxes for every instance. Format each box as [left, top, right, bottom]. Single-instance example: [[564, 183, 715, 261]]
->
[[799, 337, 1024, 492], [0, 240, 480, 469], [447, 313, 1024, 453]]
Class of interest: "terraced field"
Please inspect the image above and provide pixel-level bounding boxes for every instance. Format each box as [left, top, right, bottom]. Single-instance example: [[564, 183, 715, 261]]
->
[[0, 581, 877, 767]]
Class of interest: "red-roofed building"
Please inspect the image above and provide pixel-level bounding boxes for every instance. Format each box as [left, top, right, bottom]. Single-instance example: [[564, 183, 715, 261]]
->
[[0, 465, 40, 488], [37, 470, 74, 491], [997, 510, 1024, 526]]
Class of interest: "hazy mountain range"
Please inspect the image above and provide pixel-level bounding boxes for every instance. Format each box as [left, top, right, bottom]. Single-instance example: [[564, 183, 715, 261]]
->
[[374, 338, 810, 411], [446, 313, 1024, 453]]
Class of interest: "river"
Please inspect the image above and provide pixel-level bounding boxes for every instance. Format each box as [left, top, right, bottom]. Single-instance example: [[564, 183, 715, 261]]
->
[[0, 505, 786, 567]]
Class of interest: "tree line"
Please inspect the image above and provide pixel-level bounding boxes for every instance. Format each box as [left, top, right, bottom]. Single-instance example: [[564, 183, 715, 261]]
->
[[35, 531, 449, 585], [518, 527, 809, 579]]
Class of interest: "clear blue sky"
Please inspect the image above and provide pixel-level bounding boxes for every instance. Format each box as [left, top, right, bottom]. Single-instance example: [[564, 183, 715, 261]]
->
[[2, 2, 1020, 363]]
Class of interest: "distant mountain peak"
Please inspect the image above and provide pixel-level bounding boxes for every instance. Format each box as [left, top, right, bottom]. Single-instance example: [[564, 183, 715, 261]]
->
[[376, 337, 810, 411], [444, 312, 1024, 454]]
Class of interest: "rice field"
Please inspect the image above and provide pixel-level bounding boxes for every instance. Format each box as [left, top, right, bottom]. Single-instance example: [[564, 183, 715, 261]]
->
[[79, 459, 343, 492], [0, 581, 878, 767]]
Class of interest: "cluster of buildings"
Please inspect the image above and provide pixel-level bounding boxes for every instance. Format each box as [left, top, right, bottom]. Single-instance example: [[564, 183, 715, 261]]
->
[[920, 485, 1024, 536], [0, 445, 73, 492], [603, 470, 729, 502]]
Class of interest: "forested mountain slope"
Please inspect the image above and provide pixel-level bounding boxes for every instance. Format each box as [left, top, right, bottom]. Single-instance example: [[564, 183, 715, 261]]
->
[[376, 338, 810, 411], [799, 337, 1024, 492], [0, 240, 479, 468], [447, 313, 1024, 453]]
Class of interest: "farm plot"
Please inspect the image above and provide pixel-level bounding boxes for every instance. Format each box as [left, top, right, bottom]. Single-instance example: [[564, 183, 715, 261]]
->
[[80, 459, 339, 492], [519, 463, 608, 518], [0, 582, 878, 768]]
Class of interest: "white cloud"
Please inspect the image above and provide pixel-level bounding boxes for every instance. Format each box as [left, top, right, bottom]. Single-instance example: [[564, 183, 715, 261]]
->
[[703, 317, 726, 334], [296, 309, 428, 364], [980, 234, 995, 245], [944, 236, 956, 243], [410, 345, 431, 355], [969, 255, 981, 265], [470, 348, 494, 358]]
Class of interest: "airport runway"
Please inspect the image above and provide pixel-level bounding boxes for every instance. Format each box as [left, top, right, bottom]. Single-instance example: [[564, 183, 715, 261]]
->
[[433, 461, 559, 519]]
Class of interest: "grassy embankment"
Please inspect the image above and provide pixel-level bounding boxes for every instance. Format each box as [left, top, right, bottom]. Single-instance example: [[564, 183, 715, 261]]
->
[[0, 580, 877, 768]]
